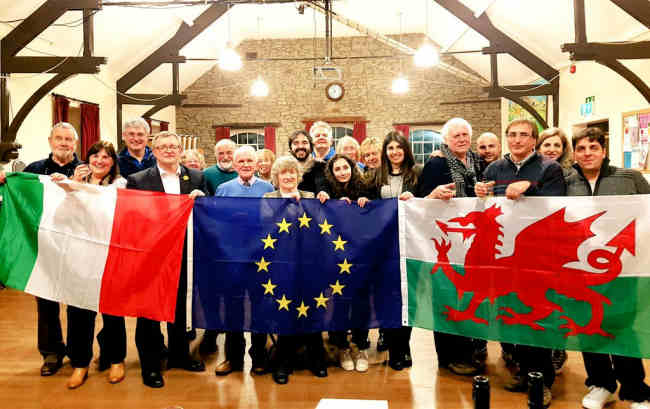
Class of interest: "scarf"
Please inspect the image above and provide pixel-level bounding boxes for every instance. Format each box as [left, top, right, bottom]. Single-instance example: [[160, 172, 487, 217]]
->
[[440, 144, 478, 198]]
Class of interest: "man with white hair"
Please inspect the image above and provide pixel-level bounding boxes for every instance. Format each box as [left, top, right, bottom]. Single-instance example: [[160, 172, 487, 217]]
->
[[310, 121, 335, 162], [118, 118, 156, 178], [23, 122, 81, 376], [204, 139, 238, 196], [214, 145, 273, 377]]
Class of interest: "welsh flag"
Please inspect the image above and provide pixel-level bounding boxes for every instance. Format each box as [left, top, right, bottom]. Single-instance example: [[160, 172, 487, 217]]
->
[[399, 196, 649, 358], [0, 173, 193, 322]]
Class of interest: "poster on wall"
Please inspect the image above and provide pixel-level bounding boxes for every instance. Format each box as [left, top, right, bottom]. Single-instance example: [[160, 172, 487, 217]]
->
[[622, 109, 650, 171], [507, 95, 548, 133]]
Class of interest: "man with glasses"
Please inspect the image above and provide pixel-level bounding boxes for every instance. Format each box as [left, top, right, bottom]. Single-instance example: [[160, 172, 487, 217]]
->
[[127, 131, 206, 388], [476, 119, 565, 407], [118, 118, 156, 178]]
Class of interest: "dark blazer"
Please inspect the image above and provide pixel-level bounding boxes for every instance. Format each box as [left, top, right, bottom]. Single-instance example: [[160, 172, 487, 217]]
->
[[127, 164, 206, 194]]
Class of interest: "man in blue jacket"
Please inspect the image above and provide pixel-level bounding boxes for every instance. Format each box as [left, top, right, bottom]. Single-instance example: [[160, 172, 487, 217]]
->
[[117, 118, 156, 178]]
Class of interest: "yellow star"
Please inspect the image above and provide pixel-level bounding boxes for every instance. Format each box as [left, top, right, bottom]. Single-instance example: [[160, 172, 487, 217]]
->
[[296, 301, 310, 318], [255, 257, 271, 272], [260, 233, 277, 249], [332, 235, 347, 251], [330, 280, 345, 296], [298, 212, 312, 228], [337, 258, 353, 274], [276, 218, 292, 234], [276, 294, 292, 311], [314, 292, 329, 308], [319, 219, 333, 235], [261, 279, 277, 295]]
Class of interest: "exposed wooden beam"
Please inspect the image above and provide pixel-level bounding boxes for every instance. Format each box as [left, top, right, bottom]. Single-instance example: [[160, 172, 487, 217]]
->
[[212, 123, 282, 129], [7, 73, 77, 142], [434, 0, 558, 82], [596, 58, 650, 103], [141, 95, 186, 118], [118, 93, 178, 103], [181, 104, 243, 108], [610, 0, 650, 28], [574, 0, 587, 44], [3, 57, 106, 74], [439, 98, 500, 105], [117, 3, 227, 93], [483, 84, 556, 96], [561, 41, 650, 60], [1, 0, 100, 60], [83, 9, 94, 57]]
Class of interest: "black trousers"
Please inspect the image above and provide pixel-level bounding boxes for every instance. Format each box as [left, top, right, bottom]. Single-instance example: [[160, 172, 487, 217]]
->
[[434, 331, 475, 366], [385, 326, 412, 360], [584, 352, 650, 402], [515, 345, 555, 388], [274, 332, 326, 369], [328, 329, 370, 350], [66, 307, 126, 368], [135, 264, 191, 373], [36, 297, 65, 358], [224, 332, 268, 366]]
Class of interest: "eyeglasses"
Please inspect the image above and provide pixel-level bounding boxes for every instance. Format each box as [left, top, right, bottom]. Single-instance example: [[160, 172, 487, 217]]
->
[[155, 145, 180, 152]]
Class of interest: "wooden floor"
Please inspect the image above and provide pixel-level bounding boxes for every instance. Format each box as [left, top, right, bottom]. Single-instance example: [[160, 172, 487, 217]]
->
[[0, 287, 643, 409]]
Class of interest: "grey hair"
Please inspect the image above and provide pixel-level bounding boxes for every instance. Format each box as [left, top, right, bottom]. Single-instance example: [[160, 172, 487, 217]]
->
[[310, 120, 332, 142], [180, 149, 206, 169], [336, 136, 360, 154], [151, 131, 182, 148], [50, 122, 79, 140], [233, 145, 257, 162], [123, 118, 150, 134], [441, 117, 473, 140], [270, 155, 303, 188], [214, 138, 236, 154]]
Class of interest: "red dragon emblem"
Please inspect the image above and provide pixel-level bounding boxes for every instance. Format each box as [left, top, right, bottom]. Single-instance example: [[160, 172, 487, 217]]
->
[[431, 204, 635, 338]]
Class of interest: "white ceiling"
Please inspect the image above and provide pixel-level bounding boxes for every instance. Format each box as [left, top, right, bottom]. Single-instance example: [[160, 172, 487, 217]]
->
[[1, 0, 648, 97]]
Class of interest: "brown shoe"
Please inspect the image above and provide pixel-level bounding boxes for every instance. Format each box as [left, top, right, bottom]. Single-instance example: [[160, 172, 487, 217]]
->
[[108, 362, 125, 384], [214, 360, 242, 376], [67, 367, 89, 389], [41, 354, 63, 377]]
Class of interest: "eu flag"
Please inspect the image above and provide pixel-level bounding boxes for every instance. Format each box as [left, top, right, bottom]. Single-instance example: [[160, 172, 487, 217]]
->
[[191, 197, 401, 334]]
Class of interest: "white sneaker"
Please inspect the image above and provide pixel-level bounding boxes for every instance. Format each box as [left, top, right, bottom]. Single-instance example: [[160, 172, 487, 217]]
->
[[630, 401, 650, 409], [340, 348, 354, 371], [354, 350, 369, 372], [582, 386, 616, 409]]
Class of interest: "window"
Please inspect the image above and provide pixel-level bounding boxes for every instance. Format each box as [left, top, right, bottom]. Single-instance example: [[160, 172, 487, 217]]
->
[[231, 131, 265, 151], [410, 129, 443, 165], [331, 126, 353, 145]]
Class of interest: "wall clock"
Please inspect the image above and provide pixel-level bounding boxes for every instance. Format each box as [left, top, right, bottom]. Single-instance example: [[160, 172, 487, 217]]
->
[[326, 82, 345, 102]]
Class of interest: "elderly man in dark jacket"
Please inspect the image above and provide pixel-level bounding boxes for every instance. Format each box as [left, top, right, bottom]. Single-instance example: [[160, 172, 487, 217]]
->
[[476, 119, 566, 408], [566, 127, 650, 409]]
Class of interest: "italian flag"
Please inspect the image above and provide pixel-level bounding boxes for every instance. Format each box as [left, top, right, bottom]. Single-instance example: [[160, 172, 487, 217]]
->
[[399, 196, 650, 358], [0, 173, 194, 322]]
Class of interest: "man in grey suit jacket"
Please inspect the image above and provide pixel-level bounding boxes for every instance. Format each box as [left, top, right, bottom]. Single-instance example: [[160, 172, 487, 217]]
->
[[127, 132, 206, 388]]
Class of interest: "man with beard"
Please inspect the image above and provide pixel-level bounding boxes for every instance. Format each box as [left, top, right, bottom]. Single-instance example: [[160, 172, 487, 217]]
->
[[270, 129, 329, 385], [204, 139, 237, 196]]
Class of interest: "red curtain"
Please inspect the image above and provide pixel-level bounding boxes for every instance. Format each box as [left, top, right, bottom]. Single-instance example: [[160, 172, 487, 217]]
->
[[160, 121, 169, 131], [215, 127, 231, 142], [53, 96, 70, 124], [352, 121, 367, 144], [394, 124, 410, 140], [144, 118, 153, 133], [80, 103, 100, 160], [264, 126, 276, 153], [304, 121, 314, 134]]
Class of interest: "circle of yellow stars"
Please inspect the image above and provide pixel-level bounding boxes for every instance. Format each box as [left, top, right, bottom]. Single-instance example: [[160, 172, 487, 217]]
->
[[254, 211, 353, 319]]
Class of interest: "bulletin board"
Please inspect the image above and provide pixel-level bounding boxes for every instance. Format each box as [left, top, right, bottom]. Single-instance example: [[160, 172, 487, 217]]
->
[[622, 107, 650, 172]]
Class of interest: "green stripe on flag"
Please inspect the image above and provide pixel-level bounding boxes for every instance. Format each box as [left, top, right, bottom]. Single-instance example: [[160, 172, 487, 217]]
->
[[0, 173, 44, 290], [406, 258, 650, 359]]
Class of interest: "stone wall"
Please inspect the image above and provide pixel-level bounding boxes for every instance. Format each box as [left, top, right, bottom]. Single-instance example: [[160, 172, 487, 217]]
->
[[176, 34, 501, 165]]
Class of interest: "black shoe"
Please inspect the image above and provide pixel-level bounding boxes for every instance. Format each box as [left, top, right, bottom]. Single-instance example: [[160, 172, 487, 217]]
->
[[40, 354, 63, 377], [186, 329, 197, 341], [251, 358, 267, 376], [377, 331, 388, 352], [272, 366, 291, 384], [388, 358, 404, 371], [167, 358, 205, 372], [142, 371, 164, 388], [310, 364, 328, 378], [403, 353, 413, 368]]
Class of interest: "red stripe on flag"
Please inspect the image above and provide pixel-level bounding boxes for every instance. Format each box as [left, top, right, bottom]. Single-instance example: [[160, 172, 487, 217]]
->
[[99, 189, 194, 322]]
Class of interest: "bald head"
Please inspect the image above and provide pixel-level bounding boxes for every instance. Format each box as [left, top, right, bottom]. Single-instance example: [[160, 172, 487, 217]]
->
[[476, 132, 501, 163]]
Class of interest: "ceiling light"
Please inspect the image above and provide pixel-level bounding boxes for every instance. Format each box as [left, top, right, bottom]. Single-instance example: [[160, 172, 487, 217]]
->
[[414, 43, 439, 68], [219, 43, 242, 71], [392, 74, 409, 94], [251, 76, 269, 97]]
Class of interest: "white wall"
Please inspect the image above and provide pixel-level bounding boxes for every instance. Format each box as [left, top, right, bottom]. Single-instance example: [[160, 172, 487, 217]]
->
[[6, 69, 175, 166]]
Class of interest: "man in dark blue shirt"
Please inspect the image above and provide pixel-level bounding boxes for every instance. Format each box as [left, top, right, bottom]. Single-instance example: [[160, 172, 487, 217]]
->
[[117, 118, 156, 178]]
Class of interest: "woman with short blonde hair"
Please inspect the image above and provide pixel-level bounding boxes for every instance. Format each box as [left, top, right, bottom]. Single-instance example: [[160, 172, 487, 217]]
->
[[180, 149, 206, 170], [256, 148, 276, 183]]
